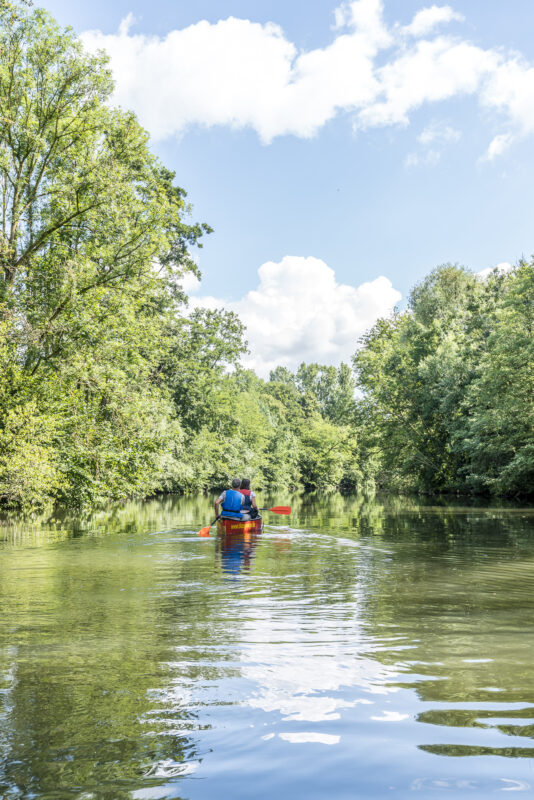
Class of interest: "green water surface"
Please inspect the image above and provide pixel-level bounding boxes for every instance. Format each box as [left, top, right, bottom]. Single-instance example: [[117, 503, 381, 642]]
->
[[1, 493, 534, 799]]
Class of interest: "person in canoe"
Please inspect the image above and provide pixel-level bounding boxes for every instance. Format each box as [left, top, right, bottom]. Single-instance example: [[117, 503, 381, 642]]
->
[[215, 478, 245, 520], [239, 478, 259, 520]]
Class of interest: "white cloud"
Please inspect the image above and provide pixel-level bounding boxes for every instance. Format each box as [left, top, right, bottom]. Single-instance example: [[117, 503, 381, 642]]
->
[[401, 5, 464, 38], [357, 37, 498, 129], [405, 120, 460, 167], [479, 59, 534, 156], [417, 121, 461, 145], [481, 59, 534, 135], [80, 1, 534, 157], [476, 261, 514, 280], [118, 12, 136, 37], [189, 255, 401, 377], [82, 0, 389, 144], [483, 132, 515, 161], [333, 0, 393, 47]]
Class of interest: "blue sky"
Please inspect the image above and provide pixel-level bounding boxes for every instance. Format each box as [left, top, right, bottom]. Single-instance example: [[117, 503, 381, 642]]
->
[[39, 0, 534, 373]]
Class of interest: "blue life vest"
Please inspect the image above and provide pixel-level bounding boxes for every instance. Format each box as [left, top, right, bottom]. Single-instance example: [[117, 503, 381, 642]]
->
[[221, 489, 243, 519]]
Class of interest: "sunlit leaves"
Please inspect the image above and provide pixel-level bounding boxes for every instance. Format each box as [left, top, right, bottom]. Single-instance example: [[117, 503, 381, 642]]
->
[[354, 262, 534, 497]]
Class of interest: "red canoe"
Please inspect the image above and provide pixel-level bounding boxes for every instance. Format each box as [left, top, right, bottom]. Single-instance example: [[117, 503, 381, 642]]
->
[[217, 516, 263, 535]]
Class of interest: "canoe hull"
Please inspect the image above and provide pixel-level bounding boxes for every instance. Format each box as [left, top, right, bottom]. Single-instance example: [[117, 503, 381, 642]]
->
[[217, 516, 263, 535]]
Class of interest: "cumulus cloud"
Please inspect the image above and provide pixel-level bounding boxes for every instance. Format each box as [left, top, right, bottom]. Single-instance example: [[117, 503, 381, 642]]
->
[[479, 59, 534, 157], [481, 59, 534, 135], [401, 5, 464, 38], [80, 0, 534, 155], [333, 0, 393, 47], [357, 37, 498, 129], [187, 255, 401, 376], [81, 0, 388, 143]]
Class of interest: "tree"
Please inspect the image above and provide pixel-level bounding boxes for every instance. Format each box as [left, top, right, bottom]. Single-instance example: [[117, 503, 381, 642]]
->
[[0, 2, 209, 507], [296, 362, 357, 424], [353, 262, 534, 497], [461, 263, 534, 493], [162, 308, 247, 432]]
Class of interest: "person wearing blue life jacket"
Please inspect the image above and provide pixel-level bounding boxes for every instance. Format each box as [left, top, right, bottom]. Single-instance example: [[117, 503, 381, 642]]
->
[[215, 478, 245, 520]]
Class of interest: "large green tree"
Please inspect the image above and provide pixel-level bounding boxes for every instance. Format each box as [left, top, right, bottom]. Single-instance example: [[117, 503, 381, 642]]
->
[[0, 2, 208, 507], [460, 263, 534, 493], [353, 263, 534, 497]]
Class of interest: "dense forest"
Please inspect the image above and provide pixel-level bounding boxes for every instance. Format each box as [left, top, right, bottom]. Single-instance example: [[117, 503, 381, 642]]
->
[[1, 2, 533, 510]]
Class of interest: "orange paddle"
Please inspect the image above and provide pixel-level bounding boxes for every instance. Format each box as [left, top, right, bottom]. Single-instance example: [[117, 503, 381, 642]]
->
[[197, 517, 218, 537]]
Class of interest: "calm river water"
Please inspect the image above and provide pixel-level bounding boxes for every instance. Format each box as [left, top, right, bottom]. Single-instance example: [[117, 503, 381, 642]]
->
[[1, 494, 534, 799]]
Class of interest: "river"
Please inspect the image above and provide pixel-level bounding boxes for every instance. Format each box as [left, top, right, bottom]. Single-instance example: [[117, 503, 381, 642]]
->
[[1, 493, 534, 799]]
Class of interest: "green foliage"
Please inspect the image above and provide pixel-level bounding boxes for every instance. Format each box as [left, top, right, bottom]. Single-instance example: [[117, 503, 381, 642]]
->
[[0, 2, 207, 508], [354, 263, 534, 497], [0, 398, 60, 510], [159, 361, 361, 495], [0, 319, 60, 510], [163, 308, 247, 432], [298, 415, 356, 490], [295, 362, 357, 424], [460, 264, 534, 493]]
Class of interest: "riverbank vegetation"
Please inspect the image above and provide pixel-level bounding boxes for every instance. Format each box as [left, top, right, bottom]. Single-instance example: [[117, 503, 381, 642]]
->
[[354, 263, 534, 497], [1, 2, 533, 510]]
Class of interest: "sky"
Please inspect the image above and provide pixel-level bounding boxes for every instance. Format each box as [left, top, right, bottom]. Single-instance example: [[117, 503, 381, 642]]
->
[[39, 0, 534, 375]]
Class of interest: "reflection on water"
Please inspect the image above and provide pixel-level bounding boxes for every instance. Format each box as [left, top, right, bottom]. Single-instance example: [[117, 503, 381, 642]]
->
[[1, 493, 534, 799], [216, 531, 262, 576]]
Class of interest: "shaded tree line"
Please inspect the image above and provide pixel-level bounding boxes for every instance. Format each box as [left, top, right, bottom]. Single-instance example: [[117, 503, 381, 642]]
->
[[0, 2, 532, 510]]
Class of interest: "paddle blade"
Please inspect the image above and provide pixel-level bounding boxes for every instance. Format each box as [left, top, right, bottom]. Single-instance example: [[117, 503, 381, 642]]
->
[[267, 506, 291, 515], [198, 526, 211, 537]]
